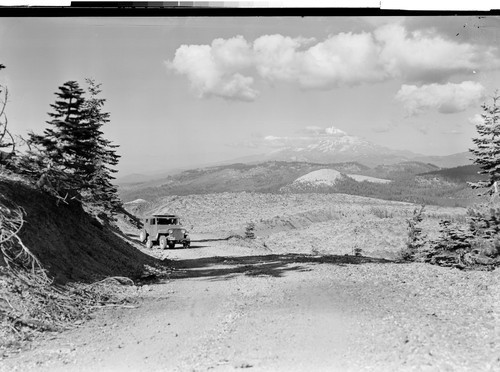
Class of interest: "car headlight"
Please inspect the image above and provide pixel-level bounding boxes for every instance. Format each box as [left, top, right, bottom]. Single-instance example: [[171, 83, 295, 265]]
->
[[168, 229, 173, 234]]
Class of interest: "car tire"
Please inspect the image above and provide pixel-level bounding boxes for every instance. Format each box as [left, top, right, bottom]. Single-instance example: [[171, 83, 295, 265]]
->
[[159, 236, 167, 249], [183, 242, 190, 249], [145, 237, 153, 249], [168, 241, 175, 249]]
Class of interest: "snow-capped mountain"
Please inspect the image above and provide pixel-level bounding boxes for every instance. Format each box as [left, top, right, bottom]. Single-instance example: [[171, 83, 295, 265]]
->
[[259, 126, 419, 167]]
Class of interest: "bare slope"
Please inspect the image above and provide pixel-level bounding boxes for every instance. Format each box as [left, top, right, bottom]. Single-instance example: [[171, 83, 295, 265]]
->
[[127, 192, 467, 260], [0, 176, 159, 283], [292, 168, 344, 186], [282, 169, 391, 193]]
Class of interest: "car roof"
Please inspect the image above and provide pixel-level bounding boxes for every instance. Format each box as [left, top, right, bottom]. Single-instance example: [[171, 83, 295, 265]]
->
[[150, 214, 179, 218]]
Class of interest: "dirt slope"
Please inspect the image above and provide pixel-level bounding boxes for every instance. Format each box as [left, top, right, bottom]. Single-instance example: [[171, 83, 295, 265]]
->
[[0, 176, 159, 283]]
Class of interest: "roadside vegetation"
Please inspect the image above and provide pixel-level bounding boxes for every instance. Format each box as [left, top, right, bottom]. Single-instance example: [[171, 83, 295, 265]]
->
[[402, 93, 500, 270], [0, 67, 164, 354]]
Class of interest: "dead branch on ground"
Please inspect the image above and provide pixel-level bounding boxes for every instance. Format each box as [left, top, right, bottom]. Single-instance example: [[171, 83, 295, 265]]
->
[[0, 203, 48, 282]]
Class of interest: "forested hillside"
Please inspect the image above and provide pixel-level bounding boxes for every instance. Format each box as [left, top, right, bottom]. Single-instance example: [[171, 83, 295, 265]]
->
[[118, 160, 484, 207]]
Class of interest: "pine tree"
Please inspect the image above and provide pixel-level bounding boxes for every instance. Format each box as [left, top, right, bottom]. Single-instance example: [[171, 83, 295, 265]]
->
[[28, 81, 88, 190], [81, 78, 121, 210], [469, 92, 500, 194], [26, 80, 121, 211]]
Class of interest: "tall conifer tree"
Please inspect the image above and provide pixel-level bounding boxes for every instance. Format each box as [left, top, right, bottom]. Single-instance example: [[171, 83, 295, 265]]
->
[[82, 78, 121, 210], [28, 81, 87, 189], [470, 93, 500, 194], [28, 80, 121, 211]]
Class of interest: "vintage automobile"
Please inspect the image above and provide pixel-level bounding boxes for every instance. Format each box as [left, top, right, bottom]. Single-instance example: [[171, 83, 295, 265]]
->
[[139, 214, 191, 249]]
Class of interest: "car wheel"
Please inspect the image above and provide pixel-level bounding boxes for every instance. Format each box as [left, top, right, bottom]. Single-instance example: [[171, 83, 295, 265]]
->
[[168, 241, 175, 249], [145, 237, 153, 249], [159, 236, 167, 249], [139, 231, 147, 243], [183, 242, 190, 249]]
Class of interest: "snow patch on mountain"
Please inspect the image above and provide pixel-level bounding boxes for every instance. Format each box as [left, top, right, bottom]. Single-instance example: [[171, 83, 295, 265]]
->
[[261, 126, 417, 166], [283, 169, 392, 193], [293, 169, 344, 186]]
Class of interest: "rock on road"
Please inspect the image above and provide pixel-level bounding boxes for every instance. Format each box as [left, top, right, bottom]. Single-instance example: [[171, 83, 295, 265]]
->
[[2, 241, 498, 371]]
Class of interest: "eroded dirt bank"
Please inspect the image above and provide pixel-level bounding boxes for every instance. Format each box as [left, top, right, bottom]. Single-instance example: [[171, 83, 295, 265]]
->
[[2, 241, 497, 372]]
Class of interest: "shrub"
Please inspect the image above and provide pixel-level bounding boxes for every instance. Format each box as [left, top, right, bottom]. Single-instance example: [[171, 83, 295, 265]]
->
[[245, 221, 256, 239], [369, 206, 393, 219], [467, 207, 500, 257], [425, 206, 500, 269], [401, 205, 426, 261], [433, 220, 474, 251]]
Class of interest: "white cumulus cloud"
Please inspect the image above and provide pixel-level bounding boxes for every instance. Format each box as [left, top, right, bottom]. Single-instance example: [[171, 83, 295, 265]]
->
[[253, 32, 386, 88], [298, 31, 386, 88], [166, 36, 257, 101], [253, 34, 313, 82], [166, 24, 499, 101], [375, 24, 497, 83], [395, 81, 485, 116]]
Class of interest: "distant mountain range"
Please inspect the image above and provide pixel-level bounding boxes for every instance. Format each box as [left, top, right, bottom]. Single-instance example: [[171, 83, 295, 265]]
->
[[118, 160, 479, 205], [224, 127, 472, 168], [116, 126, 473, 185], [116, 126, 482, 207]]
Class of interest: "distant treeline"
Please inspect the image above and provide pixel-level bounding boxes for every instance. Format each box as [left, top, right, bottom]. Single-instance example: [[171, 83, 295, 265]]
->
[[121, 175, 479, 208], [322, 176, 477, 208]]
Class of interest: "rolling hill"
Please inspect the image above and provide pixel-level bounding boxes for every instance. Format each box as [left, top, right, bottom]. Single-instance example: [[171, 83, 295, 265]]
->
[[117, 159, 484, 208], [372, 162, 440, 180], [419, 164, 487, 183], [118, 161, 372, 202], [281, 169, 391, 193]]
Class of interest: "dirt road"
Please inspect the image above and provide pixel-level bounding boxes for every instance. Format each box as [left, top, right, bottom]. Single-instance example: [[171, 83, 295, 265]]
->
[[2, 240, 498, 371]]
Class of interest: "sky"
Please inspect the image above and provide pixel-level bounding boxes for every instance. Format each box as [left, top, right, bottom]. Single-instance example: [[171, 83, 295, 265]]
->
[[1, 15, 500, 176]]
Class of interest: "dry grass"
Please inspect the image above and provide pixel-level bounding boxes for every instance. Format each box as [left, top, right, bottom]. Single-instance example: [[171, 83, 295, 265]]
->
[[135, 192, 468, 260]]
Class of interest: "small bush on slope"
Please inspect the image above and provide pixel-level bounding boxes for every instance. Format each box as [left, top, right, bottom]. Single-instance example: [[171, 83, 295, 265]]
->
[[245, 221, 256, 239], [401, 205, 428, 261], [402, 204, 500, 270]]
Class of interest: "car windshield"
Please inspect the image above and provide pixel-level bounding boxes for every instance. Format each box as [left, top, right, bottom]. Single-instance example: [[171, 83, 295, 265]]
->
[[157, 218, 178, 225]]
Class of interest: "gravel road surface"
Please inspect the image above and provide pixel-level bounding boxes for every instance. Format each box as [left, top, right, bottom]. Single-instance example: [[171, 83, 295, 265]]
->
[[2, 240, 498, 372]]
